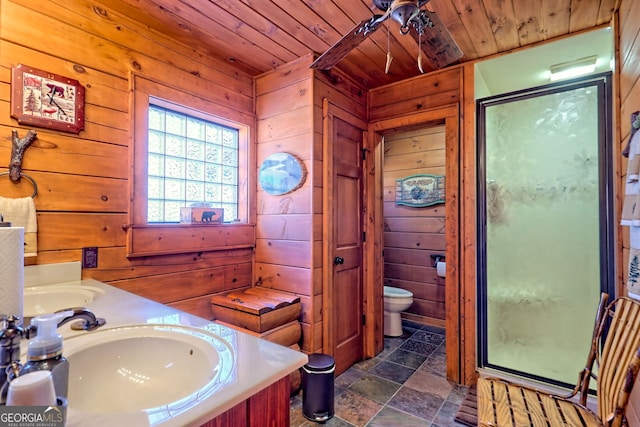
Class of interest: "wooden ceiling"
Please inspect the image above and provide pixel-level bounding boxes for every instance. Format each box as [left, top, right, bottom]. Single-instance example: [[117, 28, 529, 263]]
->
[[105, 0, 616, 89]]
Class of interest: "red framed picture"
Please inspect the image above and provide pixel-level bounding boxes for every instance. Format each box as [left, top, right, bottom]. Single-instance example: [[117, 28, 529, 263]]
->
[[10, 64, 85, 134]]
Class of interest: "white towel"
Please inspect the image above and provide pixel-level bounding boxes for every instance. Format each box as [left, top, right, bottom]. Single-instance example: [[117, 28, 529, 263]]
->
[[0, 196, 37, 257], [628, 248, 640, 297], [622, 128, 640, 225], [627, 128, 640, 182], [622, 112, 640, 299]]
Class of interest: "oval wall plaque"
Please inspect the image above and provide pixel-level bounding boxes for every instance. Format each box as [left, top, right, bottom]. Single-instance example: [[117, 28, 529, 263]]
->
[[258, 152, 306, 196]]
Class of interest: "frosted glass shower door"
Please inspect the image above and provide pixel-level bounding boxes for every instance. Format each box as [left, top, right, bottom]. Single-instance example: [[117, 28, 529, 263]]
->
[[477, 75, 613, 386]]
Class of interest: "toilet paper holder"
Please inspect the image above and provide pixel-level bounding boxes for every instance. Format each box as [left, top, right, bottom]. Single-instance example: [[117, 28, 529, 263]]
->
[[430, 254, 445, 267]]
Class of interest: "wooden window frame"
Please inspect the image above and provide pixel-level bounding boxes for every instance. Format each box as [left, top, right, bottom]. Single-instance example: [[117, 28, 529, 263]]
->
[[127, 76, 254, 257]]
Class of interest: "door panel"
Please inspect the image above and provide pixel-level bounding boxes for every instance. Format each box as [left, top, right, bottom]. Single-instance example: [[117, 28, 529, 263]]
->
[[332, 119, 363, 374], [323, 101, 366, 375], [477, 74, 614, 387], [336, 174, 359, 247]]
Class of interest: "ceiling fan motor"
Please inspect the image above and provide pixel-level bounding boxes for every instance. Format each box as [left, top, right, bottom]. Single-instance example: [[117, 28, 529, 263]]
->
[[373, 0, 421, 32]]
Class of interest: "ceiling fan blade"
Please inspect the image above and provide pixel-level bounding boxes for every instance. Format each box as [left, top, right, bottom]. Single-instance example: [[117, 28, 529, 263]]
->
[[311, 14, 388, 70], [411, 9, 463, 69]]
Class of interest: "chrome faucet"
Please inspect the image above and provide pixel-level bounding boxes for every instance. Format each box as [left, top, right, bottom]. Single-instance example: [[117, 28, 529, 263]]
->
[[0, 308, 105, 404], [54, 307, 106, 331], [0, 316, 27, 405]]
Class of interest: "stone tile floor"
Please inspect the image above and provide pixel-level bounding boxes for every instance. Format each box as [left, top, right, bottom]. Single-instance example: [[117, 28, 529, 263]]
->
[[290, 320, 470, 426]]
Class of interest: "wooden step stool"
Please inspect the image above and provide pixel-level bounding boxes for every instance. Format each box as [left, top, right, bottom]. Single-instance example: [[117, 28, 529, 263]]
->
[[211, 287, 303, 394]]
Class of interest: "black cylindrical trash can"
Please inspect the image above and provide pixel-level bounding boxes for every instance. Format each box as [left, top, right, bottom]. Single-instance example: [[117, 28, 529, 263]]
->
[[302, 353, 335, 423]]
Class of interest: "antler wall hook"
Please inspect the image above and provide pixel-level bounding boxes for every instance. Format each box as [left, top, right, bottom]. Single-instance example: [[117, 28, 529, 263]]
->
[[9, 129, 37, 182]]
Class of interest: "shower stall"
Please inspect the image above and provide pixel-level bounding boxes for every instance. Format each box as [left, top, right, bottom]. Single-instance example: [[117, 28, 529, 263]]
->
[[477, 73, 615, 387]]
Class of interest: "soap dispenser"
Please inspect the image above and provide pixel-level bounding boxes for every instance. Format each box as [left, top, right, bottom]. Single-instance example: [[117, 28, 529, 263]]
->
[[20, 311, 73, 400]]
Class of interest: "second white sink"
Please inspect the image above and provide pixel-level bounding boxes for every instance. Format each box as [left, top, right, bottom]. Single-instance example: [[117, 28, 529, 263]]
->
[[24, 285, 105, 319]]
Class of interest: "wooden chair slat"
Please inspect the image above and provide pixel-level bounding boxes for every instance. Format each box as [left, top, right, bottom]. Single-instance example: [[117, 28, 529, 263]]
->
[[556, 399, 597, 426], [492, 379, 515, 425], [521, 387, 549, 426], [477, 378, 497, 426], [539, 392, 565, 425]]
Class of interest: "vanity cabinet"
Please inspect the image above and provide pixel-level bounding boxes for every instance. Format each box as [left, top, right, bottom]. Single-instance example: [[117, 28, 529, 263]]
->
[[201, 376, 290, 427]]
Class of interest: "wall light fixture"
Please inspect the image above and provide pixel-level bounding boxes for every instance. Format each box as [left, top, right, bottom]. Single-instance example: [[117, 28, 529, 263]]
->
[[549, 55, 598, 81]]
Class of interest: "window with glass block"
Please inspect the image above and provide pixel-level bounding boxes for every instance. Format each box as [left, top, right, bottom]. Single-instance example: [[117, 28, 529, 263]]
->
[[147, 104, 239, 223]]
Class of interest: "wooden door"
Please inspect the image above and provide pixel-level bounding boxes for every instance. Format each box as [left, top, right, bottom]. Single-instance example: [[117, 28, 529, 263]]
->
[[323, 100, 367, 375]]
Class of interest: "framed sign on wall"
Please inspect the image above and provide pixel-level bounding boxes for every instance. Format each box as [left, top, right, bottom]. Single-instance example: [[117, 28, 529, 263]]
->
[[396, 174, 445, 207], [10, 64, 85, 134]]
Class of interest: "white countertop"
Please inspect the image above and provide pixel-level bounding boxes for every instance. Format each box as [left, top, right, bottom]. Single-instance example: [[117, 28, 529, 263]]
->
[[22, 264, 308, 427]]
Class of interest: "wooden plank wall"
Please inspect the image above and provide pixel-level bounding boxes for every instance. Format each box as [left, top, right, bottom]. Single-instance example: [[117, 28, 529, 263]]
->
[[254, 56, 367, 353], [617, 0, 640, 423], [254, 57, 316, 353], [0, 0, 255, 319], [383, 126, 446, 326]]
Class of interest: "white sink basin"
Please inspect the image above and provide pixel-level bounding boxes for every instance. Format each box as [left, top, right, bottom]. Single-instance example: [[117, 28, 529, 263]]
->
[[24, 285, 105, 319], [64, 324, 235, 414]]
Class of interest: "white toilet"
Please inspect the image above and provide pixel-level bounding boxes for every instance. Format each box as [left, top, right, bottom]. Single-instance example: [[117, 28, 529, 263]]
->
[[383, 286, 414, 337]]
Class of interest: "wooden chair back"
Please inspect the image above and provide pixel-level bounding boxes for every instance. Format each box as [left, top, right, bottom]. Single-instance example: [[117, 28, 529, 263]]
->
[[595, 296, 640, 426]]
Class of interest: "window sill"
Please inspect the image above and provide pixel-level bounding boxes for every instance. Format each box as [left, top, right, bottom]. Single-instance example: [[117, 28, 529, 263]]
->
[[126, 223, 255, 258]]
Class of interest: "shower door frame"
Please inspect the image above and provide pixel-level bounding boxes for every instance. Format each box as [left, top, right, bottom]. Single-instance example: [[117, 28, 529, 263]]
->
[[476, 72, 615, 387]]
